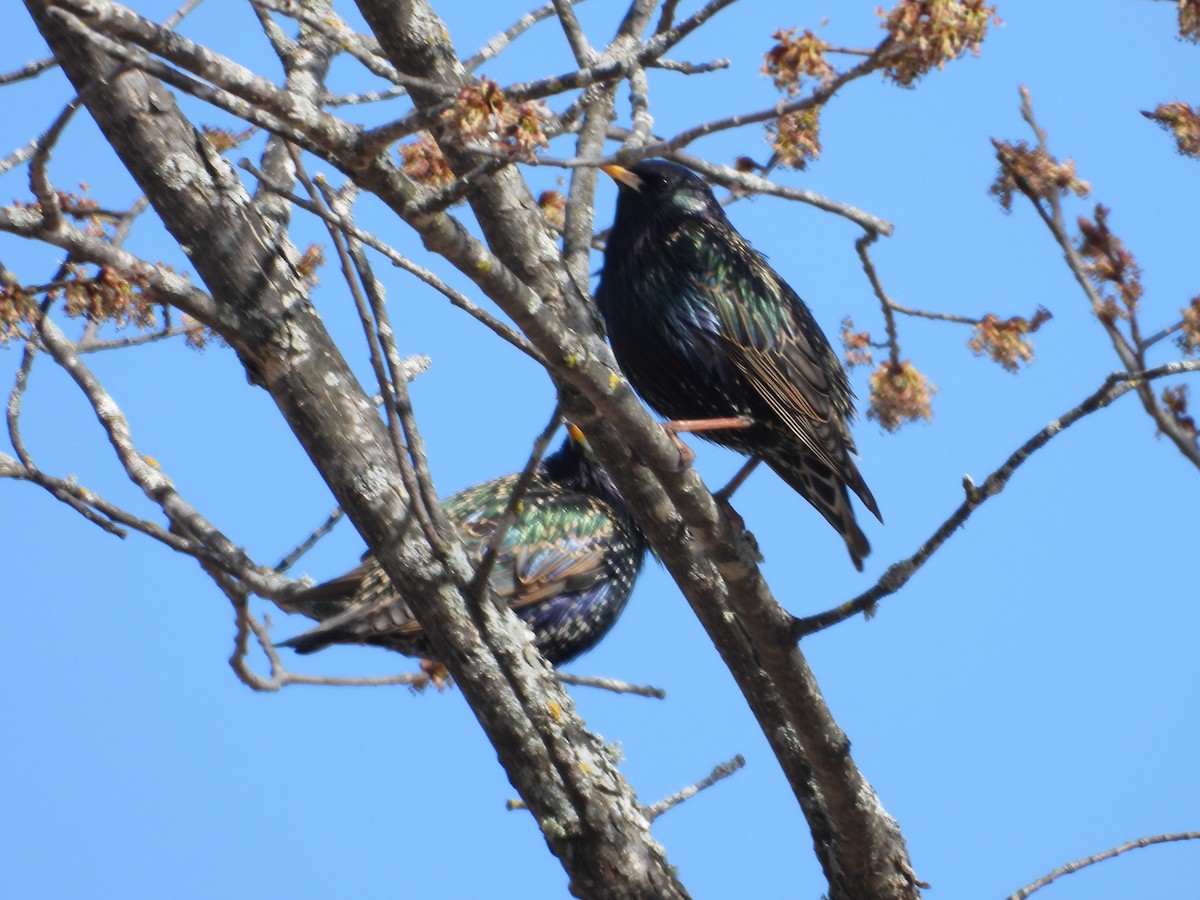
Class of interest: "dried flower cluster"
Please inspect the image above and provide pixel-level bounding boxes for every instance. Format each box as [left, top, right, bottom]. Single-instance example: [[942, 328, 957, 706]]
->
[[538, 190, 566, 232], [1161, 384, 1198, 446], [296, 244, 324, 289], [1143, 102, 1200, 159], [183, 315, 221, 351], [840, 317, 875, 368], [18, 188, 111, 238], [0, 284, 37, 344], [201, 125, 255, 153], [2, 264, 165, 344], [442, 77, 548, 159], [1179, 295, 1200, 356], [867, 359, 936, 431], [1180, 0, 1200, 42], [967, 307, 1052, 372], [769, 109, 822, 169], [1076, 205, 1142, 324], [763, 29, 835, 94], [879, 0, 998, 87], [62, 264, 156, 330], [989, 140, 1090, 212], [399, 132, 456, 188]]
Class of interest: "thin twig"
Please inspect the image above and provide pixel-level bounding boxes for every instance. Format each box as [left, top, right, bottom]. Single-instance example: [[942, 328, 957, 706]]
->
[[30, 309, 292, 599], [465, 0, 576, 71], [650, 57, 730, 75], [663, 147, 895, 236], [274, 506, 345, 572], [997, 88, 1200, 469], [886, 303, 981, 326], [469, 405, 563, 599], [1007, 831, 1200, 900], [643, 754, 746, 822], [0, 56, 57, 86], [28, 102, 81, 234], [555, 671, 667, 699], [314, 168, 450, 558], [856, 231, 902, 367], [225, 572, 431, 692], [240, 159, 542, 362], [791, 361, 1200, 639]]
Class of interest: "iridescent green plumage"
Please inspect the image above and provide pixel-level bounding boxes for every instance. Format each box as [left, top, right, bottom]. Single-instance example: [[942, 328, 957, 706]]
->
[[596, 159, 880, 568], [280, 434, 647, 664]]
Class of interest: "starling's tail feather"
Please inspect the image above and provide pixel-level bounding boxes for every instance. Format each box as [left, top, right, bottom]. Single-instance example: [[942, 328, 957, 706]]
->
[[277, 570, 421, 655], [276, 627, 336, 656], [761, 450, 876, 571]]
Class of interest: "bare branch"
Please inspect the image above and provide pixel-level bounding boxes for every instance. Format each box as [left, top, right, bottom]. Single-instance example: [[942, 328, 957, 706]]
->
[[466, 0, 567, 70], [1007, 831, 1200, 900], [0, 55, 57, 85], [30, 309, 292, 598], [274, 506, 344, 573], [644, 754, 746, 822], [792, 360, 1200, 639], [240, 160, 543, 362], [857, 231, 902, 367], [556, 672, 667, 699]]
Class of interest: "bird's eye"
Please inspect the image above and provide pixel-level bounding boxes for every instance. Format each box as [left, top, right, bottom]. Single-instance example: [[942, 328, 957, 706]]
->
[[643, 173, 671, 194]]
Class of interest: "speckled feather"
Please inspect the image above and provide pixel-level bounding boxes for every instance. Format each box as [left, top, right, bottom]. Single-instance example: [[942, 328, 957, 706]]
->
[[596, 159, 880, 569], [280, 436, 647, 665]]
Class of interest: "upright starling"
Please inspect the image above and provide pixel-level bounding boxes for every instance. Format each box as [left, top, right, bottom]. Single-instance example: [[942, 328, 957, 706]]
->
[[279, 426, 648, 666], [596, 159, 880, 569]]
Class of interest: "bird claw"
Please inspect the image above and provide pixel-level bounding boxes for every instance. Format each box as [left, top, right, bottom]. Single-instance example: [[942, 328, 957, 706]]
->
[[666, 428, 696, 470], [715, 495, 763, 563]]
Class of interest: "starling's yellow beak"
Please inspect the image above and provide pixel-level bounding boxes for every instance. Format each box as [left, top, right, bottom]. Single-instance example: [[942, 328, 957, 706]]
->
[[601, 164, 643, 191], [565, 422, 592, 451]]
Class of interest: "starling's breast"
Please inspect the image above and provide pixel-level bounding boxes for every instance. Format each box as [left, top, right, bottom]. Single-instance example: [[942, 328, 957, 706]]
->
[[598, 229, 763, 429]]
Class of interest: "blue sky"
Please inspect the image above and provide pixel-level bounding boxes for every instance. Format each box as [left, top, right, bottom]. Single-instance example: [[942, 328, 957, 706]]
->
[[3, 2, 1198, 897]]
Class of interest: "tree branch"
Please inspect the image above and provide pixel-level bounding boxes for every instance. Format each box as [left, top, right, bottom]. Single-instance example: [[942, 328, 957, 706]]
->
[[1007, 831, 1200, 900], [792, 360, 1200, 639]]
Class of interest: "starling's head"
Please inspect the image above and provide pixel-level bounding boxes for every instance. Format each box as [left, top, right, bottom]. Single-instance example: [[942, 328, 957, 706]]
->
[[602, 159, 724, 231], [545, 423, 624, 503]]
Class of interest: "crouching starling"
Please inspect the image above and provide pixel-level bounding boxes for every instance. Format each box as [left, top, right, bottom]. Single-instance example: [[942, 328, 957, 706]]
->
[[279, 426, 648, 666], [597, 159, 881, 569]]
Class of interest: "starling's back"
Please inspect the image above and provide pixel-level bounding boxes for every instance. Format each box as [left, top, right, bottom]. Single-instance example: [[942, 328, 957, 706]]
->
[[596, 159, 880, 569], [279, 437, 647, 665]]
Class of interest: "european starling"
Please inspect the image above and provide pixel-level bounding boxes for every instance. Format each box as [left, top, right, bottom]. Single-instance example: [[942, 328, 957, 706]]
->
[[279, 426, 648, 666], [596, 159, 881, 569]]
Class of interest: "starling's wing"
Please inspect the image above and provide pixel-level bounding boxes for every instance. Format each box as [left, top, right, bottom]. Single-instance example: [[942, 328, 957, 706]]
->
[[701, 236, 882, 524], [278, 474, 527, 655], [280, 474, 627, 654], [458, 484, 620, 613], [703, 253, 842, 458]]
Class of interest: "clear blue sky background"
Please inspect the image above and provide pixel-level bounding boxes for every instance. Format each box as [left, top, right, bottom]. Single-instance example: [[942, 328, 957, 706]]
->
[[3, 2, 1198, 897]]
